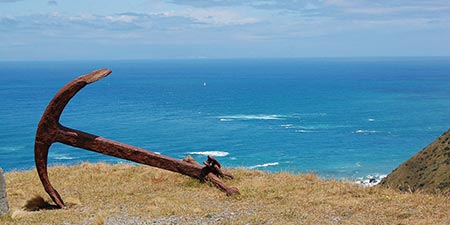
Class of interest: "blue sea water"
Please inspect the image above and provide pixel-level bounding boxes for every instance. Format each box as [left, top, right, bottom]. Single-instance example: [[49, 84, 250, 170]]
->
[[0, 58, 449, 181]]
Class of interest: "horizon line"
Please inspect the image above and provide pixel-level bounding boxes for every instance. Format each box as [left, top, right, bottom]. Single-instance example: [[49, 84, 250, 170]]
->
[[1, 55, 449, 62]]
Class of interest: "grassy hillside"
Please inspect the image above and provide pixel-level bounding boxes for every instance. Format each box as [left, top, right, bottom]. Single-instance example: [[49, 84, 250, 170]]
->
[[380, 129, 450, 193], [1, 162, 450, 224]]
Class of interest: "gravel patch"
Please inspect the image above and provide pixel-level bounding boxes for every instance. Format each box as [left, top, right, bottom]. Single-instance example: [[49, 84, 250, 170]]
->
[[104, 209, 255, 225]]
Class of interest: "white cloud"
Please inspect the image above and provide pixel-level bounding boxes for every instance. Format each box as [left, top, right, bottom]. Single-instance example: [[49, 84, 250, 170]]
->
[[174, 8, 260, 25], [0, 9, 260, 43], [68, 14, 97, 22], [105, 14, 137, 23], [2, 0, 449, 60]]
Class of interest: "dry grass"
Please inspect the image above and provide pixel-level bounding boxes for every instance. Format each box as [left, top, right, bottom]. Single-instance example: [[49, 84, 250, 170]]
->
[[2, 162, 450, 224]]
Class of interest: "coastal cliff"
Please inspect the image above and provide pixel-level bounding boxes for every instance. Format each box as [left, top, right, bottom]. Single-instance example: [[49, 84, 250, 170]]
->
[[380, 129, 450, 193]]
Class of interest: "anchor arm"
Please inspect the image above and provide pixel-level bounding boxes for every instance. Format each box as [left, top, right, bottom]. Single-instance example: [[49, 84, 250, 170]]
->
[[35, 69, 112, 208]]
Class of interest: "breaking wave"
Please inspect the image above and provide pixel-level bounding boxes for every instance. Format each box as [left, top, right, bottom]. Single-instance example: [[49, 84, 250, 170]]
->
[[295, 129, 314, 133], [355, 174, 387, 187], [188, 151, 229, 157], [52, 154, 74, 160], [247, 162, 279, 169], [219, 114, 286, 121], [353, 130, 378, 134]]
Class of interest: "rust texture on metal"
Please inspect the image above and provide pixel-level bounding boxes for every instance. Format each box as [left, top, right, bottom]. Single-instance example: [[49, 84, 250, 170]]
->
[[35, 69, 240, 209]]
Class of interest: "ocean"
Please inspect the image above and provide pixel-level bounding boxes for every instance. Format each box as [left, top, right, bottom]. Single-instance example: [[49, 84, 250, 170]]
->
[[0, 58, 449, 183]]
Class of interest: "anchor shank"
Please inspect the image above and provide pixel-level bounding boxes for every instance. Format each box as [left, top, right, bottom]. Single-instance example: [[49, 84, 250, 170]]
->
[[57, 126, 205, 179]]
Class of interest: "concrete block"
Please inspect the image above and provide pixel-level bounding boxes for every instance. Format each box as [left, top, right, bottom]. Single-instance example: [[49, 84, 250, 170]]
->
[[0, 167, 9, 216]]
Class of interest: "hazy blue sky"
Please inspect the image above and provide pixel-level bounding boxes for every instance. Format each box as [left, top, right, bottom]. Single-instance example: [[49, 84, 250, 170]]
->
[[1, 0, 449, 60]]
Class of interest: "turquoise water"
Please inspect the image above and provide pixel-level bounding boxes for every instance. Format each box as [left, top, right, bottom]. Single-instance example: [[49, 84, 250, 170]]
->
[[0, 58, 449, 181]]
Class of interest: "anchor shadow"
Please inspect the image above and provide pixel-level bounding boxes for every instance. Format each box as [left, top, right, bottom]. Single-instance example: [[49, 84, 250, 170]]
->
[[23, 195, 61, 211]]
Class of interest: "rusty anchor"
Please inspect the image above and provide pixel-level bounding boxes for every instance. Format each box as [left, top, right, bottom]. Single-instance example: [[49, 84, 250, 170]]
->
[[35, 69, 240, 208]]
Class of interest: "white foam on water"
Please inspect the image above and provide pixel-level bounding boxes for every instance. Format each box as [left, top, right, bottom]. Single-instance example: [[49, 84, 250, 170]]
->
[[295, 129, 314, 133], [188, 151, 230, 157], [368, 118, 375, 122], [355, 174, 387, 187], [219, 114, 286, 121], [247, 162, 279, 169], [295, 124, 349, 130], [0, 146, 23, 152], [220, 118, 233, 122], [52, 154, 74, 160], [353, 130, 377, 134], [296, 112, 327, 117], [279, 124, 323, 133]]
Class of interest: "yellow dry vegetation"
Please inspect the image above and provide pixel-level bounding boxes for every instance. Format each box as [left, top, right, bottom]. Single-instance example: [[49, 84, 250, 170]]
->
[[1, 162, 450, 224]]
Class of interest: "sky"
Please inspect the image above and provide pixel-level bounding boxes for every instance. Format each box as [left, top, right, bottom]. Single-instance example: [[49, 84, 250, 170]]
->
[[1, 0, 450, 60]]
